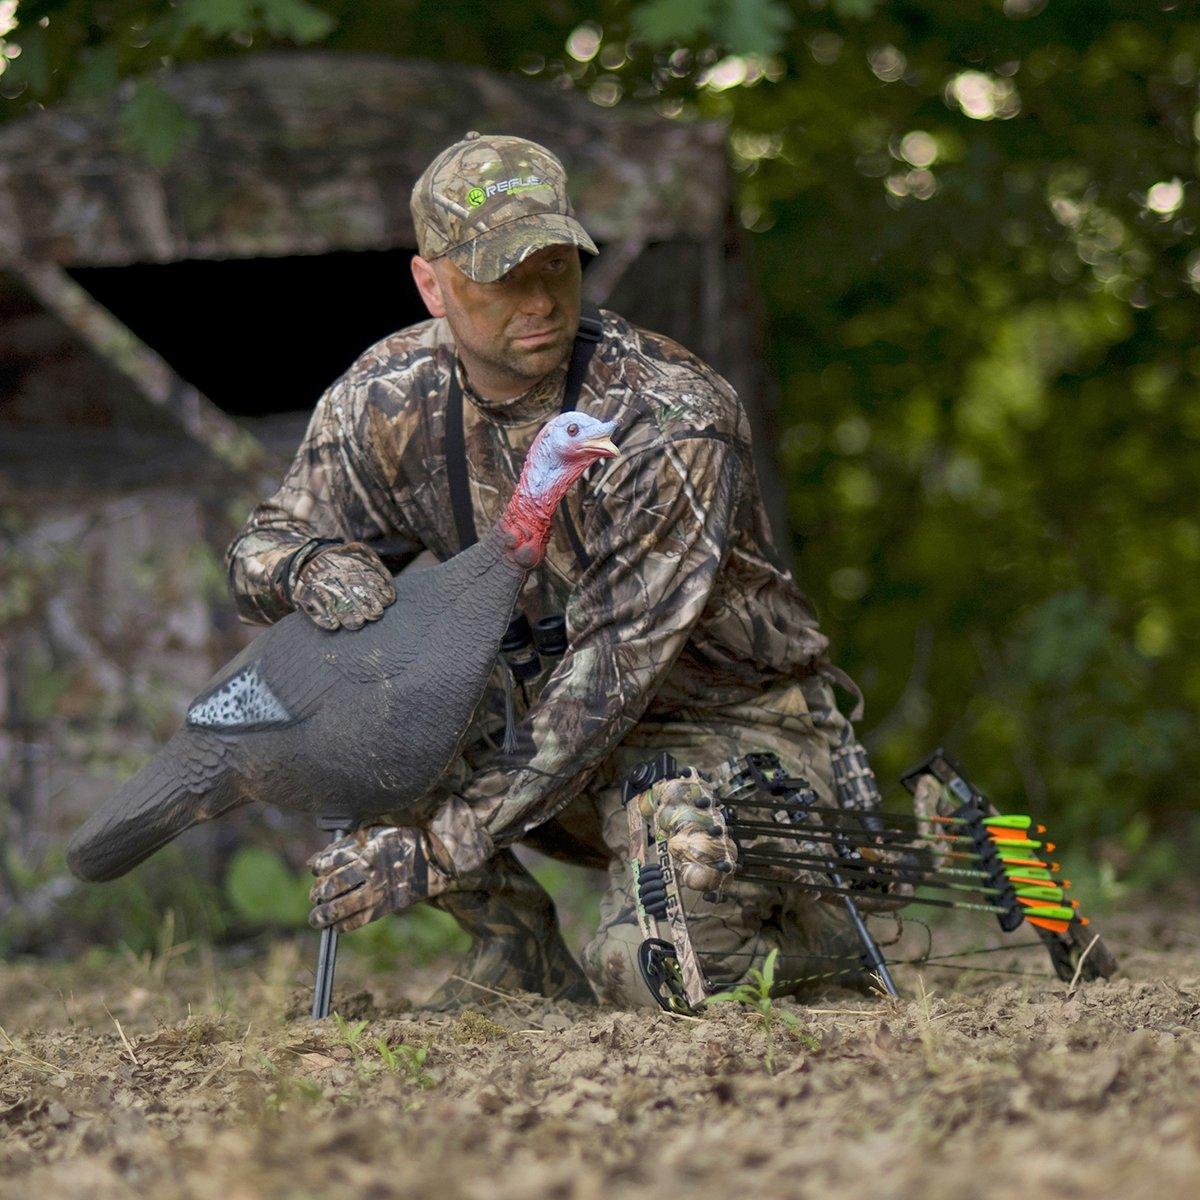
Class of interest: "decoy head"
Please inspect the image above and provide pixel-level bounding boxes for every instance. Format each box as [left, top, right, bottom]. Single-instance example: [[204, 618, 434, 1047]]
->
[[501, 411, 619, 566]]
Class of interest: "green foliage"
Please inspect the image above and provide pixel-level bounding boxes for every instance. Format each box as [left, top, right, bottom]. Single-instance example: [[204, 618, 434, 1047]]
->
[[1, 0, 336, 163], [331, 1011, 369, 1054], [341, 903, 470, 971], [714, 0, 793, 57], [0, 845, 227, 958], [630, 0, 720, 46], [224, 847, 312, 928], [706, 949, 819, 1072], [333, 1016, 436, 1086], [176, 0, 260, 39], [3, 0, 1198, 891], [376, 1038, 436, 1087], [258, 0, 337, 41], [118, 81, 200, 166], [630, 0, 792, 55], [175, 0, 334, 42]]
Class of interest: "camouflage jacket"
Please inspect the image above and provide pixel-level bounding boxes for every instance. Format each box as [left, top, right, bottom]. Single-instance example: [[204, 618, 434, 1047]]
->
[[226, 309, 841, 844]]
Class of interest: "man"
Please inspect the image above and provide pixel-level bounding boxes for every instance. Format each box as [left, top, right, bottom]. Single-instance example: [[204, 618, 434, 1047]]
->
[[226, 131, 883, 1008]]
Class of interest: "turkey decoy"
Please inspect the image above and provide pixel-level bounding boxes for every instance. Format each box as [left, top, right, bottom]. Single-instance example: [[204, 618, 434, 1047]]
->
[[67, 411, 619, 883]]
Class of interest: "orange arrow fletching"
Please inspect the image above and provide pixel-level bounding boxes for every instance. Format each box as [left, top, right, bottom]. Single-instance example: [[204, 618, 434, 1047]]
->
[[1027, 916, 1071, 934]]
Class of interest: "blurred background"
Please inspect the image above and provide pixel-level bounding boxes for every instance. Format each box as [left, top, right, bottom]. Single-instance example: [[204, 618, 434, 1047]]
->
[[0, 0, 1196, 969]]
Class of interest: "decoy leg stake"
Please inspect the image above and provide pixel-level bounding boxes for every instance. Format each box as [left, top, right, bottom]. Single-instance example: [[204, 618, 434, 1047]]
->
[[311, 819, 348, 1020]]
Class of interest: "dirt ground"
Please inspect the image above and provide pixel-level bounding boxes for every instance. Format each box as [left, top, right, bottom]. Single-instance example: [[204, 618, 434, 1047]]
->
[[2, 902, 1199, 1200]]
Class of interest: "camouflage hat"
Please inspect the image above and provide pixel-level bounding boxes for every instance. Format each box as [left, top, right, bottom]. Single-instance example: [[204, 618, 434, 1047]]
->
[[411, 131, 598, 283]]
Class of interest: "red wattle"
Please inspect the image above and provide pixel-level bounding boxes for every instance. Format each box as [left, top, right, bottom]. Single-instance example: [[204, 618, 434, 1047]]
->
[[499, 448, 592, 567]]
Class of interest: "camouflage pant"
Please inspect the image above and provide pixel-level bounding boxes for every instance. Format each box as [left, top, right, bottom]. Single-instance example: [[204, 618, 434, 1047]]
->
[[429, 675, 873, 1009]]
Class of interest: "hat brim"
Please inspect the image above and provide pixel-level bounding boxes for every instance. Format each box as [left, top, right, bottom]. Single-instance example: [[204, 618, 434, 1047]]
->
[[444, 213, 599, 283]]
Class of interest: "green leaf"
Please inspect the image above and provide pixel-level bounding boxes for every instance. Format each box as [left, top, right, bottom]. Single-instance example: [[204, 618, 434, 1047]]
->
[[630, 0, 719, 45], [714, 0, 793, 57], [224, 846, 311, 927], [759, 946, 778, 990], [69, 44, 119, 102], [118, 82, 200, 168], [176, 0, 257, 38], [260, 0, 336, 43], [4, 26, 51, 95], [830, 0, 878, 16]]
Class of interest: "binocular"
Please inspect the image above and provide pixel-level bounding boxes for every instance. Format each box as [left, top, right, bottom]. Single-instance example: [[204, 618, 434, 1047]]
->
[[501, 611, 568, 682]]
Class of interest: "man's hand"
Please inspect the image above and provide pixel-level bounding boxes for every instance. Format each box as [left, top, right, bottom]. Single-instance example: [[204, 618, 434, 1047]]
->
[[292, 542, 397, 631], [641, 770, 738, 895], [307, 797, 494, 932], [308, 826, 444, 931]]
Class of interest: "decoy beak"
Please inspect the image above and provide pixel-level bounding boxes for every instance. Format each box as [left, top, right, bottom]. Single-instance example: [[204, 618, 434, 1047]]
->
[[581, 419, 619, 459], [581, 435, 619, 459]]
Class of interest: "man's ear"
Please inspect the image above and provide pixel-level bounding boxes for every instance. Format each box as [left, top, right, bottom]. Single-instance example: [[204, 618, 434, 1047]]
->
[[411, 255, 447, 318]]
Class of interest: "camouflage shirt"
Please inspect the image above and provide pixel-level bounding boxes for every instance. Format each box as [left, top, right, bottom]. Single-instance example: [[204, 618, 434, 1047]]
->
[[226, 309, 840, 844]]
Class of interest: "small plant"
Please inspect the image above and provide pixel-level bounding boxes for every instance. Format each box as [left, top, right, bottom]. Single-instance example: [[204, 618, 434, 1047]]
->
[[705, 948, 819, 1073], [376, 1037, 436, 1088], [255, 1052, 323, 1113], [332, 1012, 370, 1057]]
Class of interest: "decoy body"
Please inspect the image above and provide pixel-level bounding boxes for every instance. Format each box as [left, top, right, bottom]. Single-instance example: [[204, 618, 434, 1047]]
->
[[67, 411, 619, 883]]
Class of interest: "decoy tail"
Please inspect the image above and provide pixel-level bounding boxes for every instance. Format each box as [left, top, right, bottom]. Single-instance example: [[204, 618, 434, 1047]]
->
[[66, 728, 246, 882]]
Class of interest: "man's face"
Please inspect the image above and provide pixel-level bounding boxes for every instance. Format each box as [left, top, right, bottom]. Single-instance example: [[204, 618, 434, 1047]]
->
[[420, 245, 582, 390]]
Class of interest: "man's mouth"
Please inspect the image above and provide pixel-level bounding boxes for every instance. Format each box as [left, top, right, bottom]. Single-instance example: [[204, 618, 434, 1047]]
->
[[513, 327, 561, 346]]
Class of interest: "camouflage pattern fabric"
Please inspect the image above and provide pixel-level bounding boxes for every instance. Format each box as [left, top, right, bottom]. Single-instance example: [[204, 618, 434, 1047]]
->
[[290, 541, 397, 631], [639, 770, 738, 895], [426, 850, 596, 1009], [227, 308, 855, 842], [228, 306, 875, 1003], [307, 796, 492, 932], [576, 676, 879, 1008], [410, 131, 597, 283]]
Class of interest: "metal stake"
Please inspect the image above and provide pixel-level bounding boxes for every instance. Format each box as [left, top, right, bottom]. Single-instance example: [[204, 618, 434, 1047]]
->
[[311, 818, 349, 1020]]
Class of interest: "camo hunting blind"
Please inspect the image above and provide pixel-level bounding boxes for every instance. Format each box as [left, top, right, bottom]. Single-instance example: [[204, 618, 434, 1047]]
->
[[0, 54, 778, 943]]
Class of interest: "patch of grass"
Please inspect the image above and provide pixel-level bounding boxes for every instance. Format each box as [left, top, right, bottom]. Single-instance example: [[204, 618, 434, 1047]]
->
[[255, 1051, 324, 1113], [376, 1038, 436, 1088], [331, 1012, 370, 1056], [332, 1013, 436, 1088], [705, 949, 820, 1073], [450, 1010, 509, 1044]]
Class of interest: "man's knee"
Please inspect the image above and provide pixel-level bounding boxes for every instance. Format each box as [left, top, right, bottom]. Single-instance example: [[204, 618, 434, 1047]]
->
[[580, 915, 663, 1008]]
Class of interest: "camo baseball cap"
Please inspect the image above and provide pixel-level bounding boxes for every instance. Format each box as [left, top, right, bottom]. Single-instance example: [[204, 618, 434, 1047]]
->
[[411, 131, 598, 283]]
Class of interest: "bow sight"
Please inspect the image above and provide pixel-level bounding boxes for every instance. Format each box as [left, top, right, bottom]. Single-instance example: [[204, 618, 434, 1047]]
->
[[623, 747, 1118, 1013]]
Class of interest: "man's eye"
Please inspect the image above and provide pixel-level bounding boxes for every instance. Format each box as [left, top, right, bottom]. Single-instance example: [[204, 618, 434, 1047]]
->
[[544, 257, 567, 274]]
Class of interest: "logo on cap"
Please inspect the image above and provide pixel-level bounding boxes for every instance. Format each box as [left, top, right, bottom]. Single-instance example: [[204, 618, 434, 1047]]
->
[[467, 176, 545, 207]]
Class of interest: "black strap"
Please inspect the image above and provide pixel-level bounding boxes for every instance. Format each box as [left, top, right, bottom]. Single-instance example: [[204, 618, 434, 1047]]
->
[[444, 364, 478, 552], [444, 301, 604, 569], [556, 301, 603, 570]]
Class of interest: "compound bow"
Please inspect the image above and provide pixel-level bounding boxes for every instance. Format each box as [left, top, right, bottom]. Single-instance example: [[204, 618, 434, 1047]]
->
[[625, 748, 1118, 1013]]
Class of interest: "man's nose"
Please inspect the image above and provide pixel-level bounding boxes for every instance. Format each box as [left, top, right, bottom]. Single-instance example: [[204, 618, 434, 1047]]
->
[[517, 277, 555, 317]]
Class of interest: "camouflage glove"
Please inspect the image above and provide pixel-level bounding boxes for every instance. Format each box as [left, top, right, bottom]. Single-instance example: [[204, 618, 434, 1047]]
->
[[307, 797, 493, 932], [290, 541, 397, 631], [640, 769, 738, 895]]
